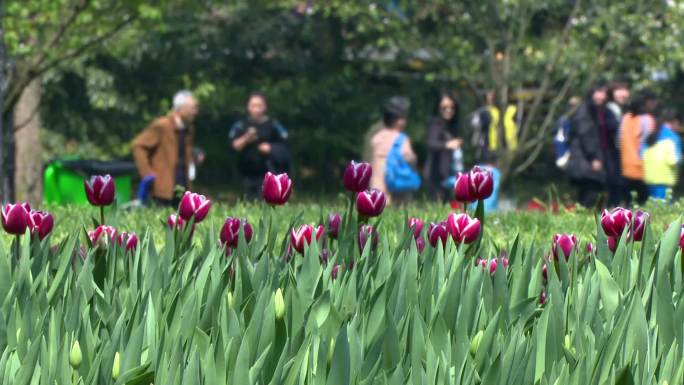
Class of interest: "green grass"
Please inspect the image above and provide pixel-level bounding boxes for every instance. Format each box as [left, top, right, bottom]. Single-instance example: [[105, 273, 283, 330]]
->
[[1, 198, 683, 384]]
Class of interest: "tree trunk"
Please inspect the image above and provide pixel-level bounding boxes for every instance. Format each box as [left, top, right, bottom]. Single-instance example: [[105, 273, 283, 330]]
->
[[14, 79, 43, 206]]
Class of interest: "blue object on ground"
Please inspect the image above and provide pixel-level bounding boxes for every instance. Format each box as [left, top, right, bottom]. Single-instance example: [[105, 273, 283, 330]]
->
[[137, 175, 156, 202]]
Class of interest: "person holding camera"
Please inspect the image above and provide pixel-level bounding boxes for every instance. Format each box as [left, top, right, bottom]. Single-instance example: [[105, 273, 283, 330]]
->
[[229, 92, 290, 200]]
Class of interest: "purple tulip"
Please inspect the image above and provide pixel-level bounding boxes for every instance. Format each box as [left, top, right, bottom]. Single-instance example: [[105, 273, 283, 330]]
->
[[291, 224, 314, 254], [88, 225, 117, 247], [84, 175, 115, 206], [220, 217, 253, 248], [632, 210, 649, 242], [28, 210, 54, 240], [327, 213, 341, 239], [343, 161, 372, 192], [539, 291, 547, 305], [427, 222, 449, 248], [407, 217, 424, 239], [542, 262, 548, 284], [320, 248, 330, 265], [1, 203, 30, 235], [679, 226, 684, 251], [178, 191, 212, 223], [358, 224, 379, 253], [454, 173, 474, 203], [552, 234, 577, 261], [446, 213, 481, 244], [356, 189, 386, 218], [262, 172, 293, 205], [600, 207, 633, 238], [468, 166, 494, 200], [117, 232, 138, 252]]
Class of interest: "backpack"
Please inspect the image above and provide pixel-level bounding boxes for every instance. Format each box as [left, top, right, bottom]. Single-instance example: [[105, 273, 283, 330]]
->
[[385, 133, 421, 193]]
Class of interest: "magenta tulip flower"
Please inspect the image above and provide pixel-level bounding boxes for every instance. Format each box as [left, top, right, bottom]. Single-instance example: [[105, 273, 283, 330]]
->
[[117, 232, 138, 252], [679, 225, 684, 251], [358, 224, 379, 253], [542, 263, 548, 284], [315, 224, 325, 242], [468, 166, 494, 200], [262, 172, 293, 205], [84, 175, 115, 206], [331, 264, 341, 280], [454, 173, 474, 203], [539, 291, 547, 305], [1, 203, 30, 235], [552, 233, 578, 260], [327, 213, 341, 239], [167, 214, 186, 230], [220, 217, 253, 248], [407, 217, 424, 239], [632, 210, 649, 242], [88, 225, 117, 247], [600, 207, 633, 238], [178, 191, 212, 223], [446, 213, 481, 244], [427, 222, 448, 248], [356, 189, 386, 218], [343, 161, 372, 192], [607, 236, 617, 252], [28, 210, 54, 240], [290, 224, 314, 254]]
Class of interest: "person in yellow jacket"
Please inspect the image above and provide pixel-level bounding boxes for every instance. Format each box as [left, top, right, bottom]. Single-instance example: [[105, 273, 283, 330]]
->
[[642, 109, 682, 200]]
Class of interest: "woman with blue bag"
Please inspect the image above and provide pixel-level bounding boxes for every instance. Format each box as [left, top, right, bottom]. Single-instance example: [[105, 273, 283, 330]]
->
[[370, 96, 419, 204]]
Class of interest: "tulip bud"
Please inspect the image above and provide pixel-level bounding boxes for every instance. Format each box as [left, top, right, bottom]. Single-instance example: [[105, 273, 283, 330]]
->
[[1, 203, 30, 236], [84, 175, 115, 206], [539, 291, 547, 306], [331, 264, 341, 280], [600, 207, 633, 238], [343, 161, 372, 192], [446, 213, 480, 244], [469, 330, 484, 356], [327, 213, 341, 239], [220, 217, 253, 248], [88, 225, 117, 248], [227, 291, 234, 309], [427, 222, 448, 248], [632, 210, 649, 242], [290, 224, 314, 254], [356, 189, 386, 218], [70, 340, 83, 369], [551, 234, 577, 261], [468, 166, 494, 200], [274, 288, 285, 320], [407, 217, 424, 239], [117, 232, 138, 252], [112, 352, 120, 380], [178, 191, 212, 223], [358, 224, 379, 253], [314, 225, 325, 242], [262, 172, 293, 205], [454, 172, 474, 203], [415, 237, 426, 254], [28, 210, 54, 240]]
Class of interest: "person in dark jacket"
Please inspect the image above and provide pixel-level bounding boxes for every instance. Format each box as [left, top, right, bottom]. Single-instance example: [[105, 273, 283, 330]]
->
[[567, 83, 619, 207], [230, 92, 290, 200], [423, 92, 463, 201]]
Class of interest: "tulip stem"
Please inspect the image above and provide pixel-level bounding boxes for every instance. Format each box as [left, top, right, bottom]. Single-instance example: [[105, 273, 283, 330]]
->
[[14, 235, 20, 259], [100, 207, 105, 226]]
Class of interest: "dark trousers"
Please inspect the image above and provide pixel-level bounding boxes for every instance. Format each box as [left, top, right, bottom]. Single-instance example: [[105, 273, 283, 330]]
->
[[153, 196, 181, 208], [242, 176, 263, 201], [573, 179, 604, 208], [623, 178, 648, 206]]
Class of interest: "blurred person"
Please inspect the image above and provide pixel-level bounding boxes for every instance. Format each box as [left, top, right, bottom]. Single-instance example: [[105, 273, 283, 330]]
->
[[369, 96, 417, 204], [642, 109, 682, 200], [363, 96, 410, 162], [229, 92, 290, 200], [607, 79, 631, 122], [553, 96, 581, 170], [620, 89, 658, 205], [566, 83, 619, 207], [132, 90, 199, 206], [423, 91, 463, 201], [471, 89, 499, 162]]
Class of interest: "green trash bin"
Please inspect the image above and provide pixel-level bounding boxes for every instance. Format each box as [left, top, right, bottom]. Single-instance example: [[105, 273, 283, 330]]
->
[[44, 158, 136, 205]]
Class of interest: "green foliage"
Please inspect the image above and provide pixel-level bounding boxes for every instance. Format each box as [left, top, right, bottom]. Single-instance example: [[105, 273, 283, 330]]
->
[[0, 200, 683, 383]]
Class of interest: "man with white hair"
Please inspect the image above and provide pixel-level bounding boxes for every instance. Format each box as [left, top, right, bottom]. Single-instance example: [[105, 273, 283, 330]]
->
[[132, 90, 199, 205]]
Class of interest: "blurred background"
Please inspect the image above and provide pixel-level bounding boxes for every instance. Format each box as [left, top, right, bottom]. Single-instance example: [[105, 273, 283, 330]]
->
[[2, 0, 684, 205]]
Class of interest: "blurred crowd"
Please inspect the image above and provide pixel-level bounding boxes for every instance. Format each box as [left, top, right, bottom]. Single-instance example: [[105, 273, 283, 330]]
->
[[129, 82, 681, 210]]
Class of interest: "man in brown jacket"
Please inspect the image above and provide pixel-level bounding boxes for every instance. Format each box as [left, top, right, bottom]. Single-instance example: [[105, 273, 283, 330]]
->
[[132, 90, 198, 205]]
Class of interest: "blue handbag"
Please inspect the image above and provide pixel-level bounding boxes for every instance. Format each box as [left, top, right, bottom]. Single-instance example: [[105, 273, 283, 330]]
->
[[385, 133, 421, 193]]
